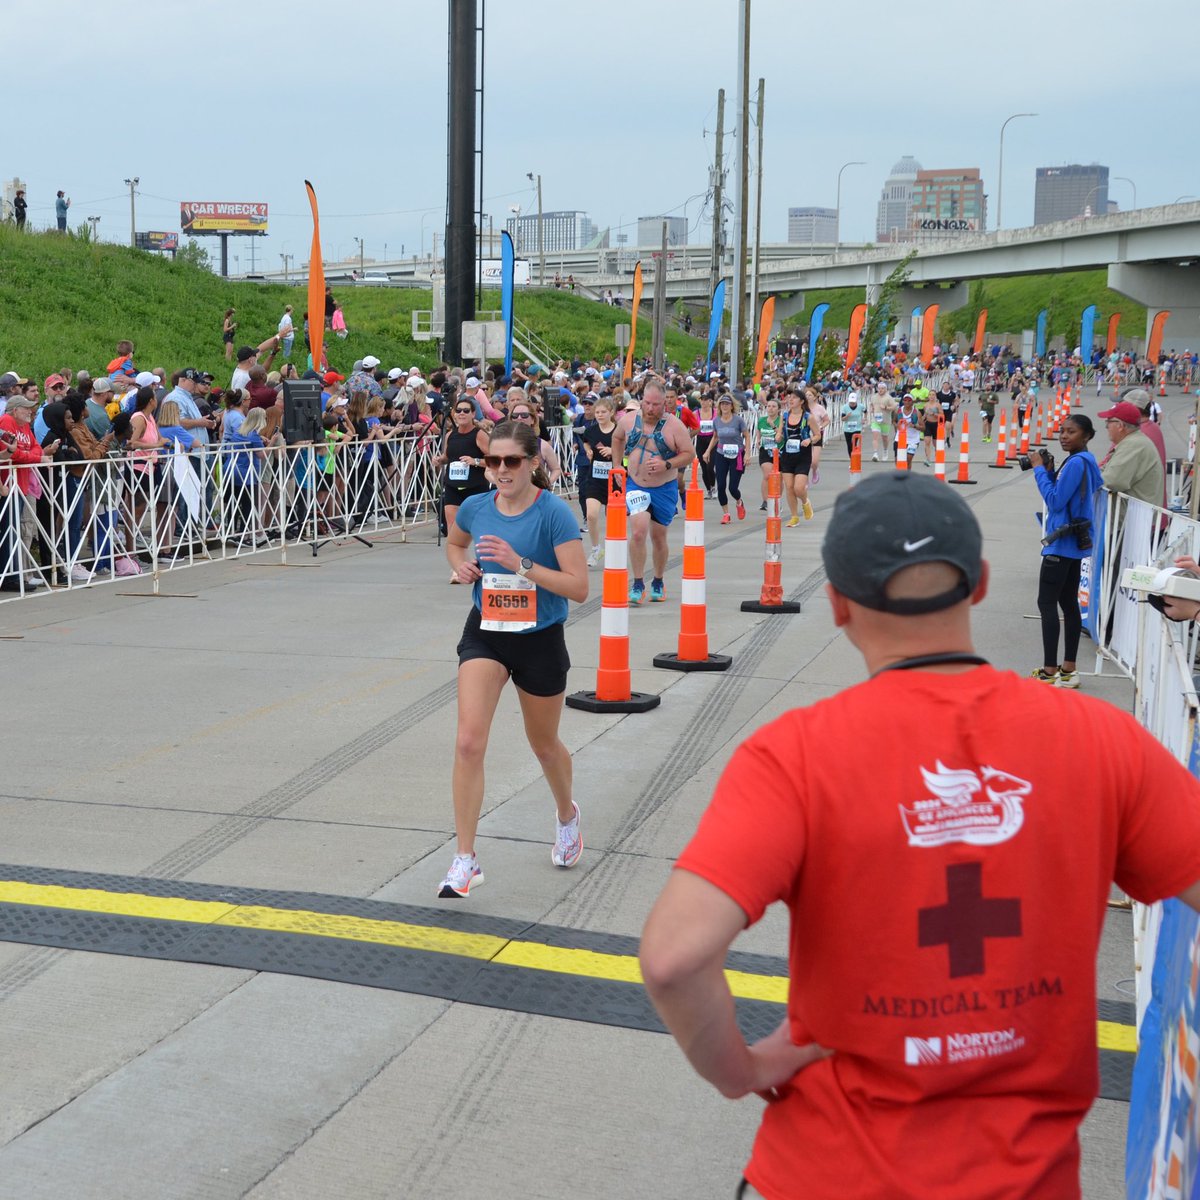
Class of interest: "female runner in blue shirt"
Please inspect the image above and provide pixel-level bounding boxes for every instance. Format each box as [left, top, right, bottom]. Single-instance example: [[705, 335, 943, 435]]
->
[[440, 419, 589, 897]]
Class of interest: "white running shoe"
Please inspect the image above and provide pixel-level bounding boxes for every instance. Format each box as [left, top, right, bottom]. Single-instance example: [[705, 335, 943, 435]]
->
[[1054, 669, 1081, 690], [437, 853, 484, 898], [586, 545, 602, 568], [70, 565, 91, 582], [552, 802, 583, 868]]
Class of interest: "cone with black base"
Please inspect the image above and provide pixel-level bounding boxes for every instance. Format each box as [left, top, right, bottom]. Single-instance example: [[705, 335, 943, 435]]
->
[[567, 468, 662, 713], [655, 462, 731, 672], [741, 449, 801, 615]]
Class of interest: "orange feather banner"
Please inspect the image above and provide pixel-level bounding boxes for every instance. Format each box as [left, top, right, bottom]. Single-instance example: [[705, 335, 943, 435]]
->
[[1105, 312, 1121, 356], [753, 296, 776, 385], [844, 303, 868, 373], [305, 181, 326, 374], [623, 262, 644, 382], [973, 308, 988, 355], [1146, 310, 1170, 365], [921, 304, 940, 368]]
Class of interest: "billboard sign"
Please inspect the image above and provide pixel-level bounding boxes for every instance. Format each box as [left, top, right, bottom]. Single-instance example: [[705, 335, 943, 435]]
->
[[479, 257, 531, 286], [136, 231, 178, 251], [180, 202, 268, 235], [915, 217, 979, 233]]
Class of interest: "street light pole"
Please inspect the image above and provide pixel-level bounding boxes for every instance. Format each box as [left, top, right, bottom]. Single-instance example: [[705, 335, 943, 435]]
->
[[527, 172, 544, 286], [86, 215, 100, 243], [1115, 176, 1137, 211], [996, 112, 1036, 230], [123, 177, 139, 248], [835, 160, 865, 255], [354, 236, 364, 275]]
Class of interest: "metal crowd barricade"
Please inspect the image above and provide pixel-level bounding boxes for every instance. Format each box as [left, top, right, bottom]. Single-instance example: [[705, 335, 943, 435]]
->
[[0, 427, 582, 605]]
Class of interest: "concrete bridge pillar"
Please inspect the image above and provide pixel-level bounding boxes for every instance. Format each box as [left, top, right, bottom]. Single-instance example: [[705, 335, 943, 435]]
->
[[769, 292, 807, 335], [1108, 263, 1200, 350], [891, 282, 968, 345]]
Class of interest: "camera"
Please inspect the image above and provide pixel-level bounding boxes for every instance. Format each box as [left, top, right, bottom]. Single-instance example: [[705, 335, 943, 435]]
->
[[1042, 517, 1092, 551], [1018, 450, 1054, 473]]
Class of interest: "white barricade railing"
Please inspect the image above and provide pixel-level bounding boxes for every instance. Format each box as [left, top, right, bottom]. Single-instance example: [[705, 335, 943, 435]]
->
[[0, 428, 579, 603]]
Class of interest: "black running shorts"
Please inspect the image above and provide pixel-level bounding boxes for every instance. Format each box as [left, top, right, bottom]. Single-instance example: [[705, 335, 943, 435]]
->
[[456, 607, 571, 697]]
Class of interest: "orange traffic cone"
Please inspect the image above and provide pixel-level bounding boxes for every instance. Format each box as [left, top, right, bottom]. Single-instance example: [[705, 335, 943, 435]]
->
[[949, 410, 976, 485], [655, 463, 731, 672], [1032, 401, 1045, 447], [989, 407, 1012, 468], [849, 432, 862, 486], [741, 450, 801, 615], [566, 468, 661, 713], [1159, 369, 1168, 397], [1019, 404, 1033, 455], [896, 419, 910, 471], [934, 417, 947, 481]]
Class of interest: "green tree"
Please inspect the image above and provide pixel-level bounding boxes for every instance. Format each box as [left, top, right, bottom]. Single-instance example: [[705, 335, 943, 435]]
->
[[859, 250, 917, 366], [176, 238, 213, 273]]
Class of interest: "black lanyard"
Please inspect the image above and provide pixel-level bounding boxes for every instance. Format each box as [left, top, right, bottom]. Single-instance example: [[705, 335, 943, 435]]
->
[[873, 653, 989, 677]]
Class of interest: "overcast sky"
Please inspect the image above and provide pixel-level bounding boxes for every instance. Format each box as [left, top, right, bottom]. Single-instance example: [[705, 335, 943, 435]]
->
[[13, 0, 1198, 271]]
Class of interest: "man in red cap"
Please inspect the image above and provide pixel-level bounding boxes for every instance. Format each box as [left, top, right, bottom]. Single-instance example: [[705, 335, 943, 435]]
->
[[1098, 399, 1164, 506]]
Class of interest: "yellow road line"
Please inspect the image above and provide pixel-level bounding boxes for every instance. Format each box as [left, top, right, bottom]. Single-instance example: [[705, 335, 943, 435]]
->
[[0, 880, 1137, 1050]]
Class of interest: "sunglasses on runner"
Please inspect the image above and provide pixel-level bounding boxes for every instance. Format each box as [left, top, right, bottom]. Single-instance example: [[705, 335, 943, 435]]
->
[[483, 453, 530, 470]]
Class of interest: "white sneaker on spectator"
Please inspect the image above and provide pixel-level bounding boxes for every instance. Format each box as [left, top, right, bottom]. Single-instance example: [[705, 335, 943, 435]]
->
[[24, 576, 45, 589], [70, 565, 91, 582]]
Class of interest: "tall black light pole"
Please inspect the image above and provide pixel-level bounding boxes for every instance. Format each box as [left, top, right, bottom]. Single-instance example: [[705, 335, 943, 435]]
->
[[445, 0, 477, 364]]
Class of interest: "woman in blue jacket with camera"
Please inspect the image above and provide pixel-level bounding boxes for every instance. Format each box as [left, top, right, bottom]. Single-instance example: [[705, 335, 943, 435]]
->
[[1028, 413, 1103, 688]]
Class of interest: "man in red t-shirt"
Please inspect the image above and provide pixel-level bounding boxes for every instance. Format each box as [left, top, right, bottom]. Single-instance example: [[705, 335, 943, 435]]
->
[[641, 471, 1200, 1200]]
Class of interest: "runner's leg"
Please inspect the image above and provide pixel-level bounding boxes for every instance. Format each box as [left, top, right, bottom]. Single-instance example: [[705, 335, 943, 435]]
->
[[516, 687, 574, 822], [451, 657, 510, 854], [649, 519, 669, 580], [628, 509, 650, 582]]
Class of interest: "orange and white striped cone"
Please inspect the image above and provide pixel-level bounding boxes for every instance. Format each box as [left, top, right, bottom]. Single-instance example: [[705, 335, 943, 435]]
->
[[1032, 401, 1045, 447], [566, 468, 661, 713], [896, 419, 910, 471], [655, 463, 731, 672], [849, 432, 862, 486], [949, 410, 976, 485], [741, 450, 801, 615], [1159, 369, 1168, 397], [934, 416, 947, 481], [989, 407, 1012, 468], [1019, 404, 1033, 456]]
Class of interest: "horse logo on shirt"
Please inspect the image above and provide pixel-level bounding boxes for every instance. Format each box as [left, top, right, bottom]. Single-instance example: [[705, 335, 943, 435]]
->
[[900, 762, 1033, 848]]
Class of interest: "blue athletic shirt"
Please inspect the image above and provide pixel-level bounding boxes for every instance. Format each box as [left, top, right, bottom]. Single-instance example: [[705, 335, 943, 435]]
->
[[456, 488, 581, 632]]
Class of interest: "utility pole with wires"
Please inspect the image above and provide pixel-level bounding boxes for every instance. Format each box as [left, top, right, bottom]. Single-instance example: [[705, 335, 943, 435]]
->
[[730, 0, 751, 386], [86, 215, 101, 243], [354, 236, 364, 275], [708, 87, 726, 320], [123, 177, 138, 248], [749, 77, 765, 365]]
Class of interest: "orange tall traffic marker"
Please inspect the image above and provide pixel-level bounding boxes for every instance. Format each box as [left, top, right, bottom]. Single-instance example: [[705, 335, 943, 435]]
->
[[989, 407, 1012, 468], [849, 432, 862, 485], [934, 416, 947, 481], [567, 468, 661, 713], [1032, 401, 1045, 447], [741, 450, 801, 615], [655, 463, 731, 672], [1019, 404, 1033, 455], [949, 410, 976, 485], [1159, 368, 1168, 397], [896, 419, 910, 471]]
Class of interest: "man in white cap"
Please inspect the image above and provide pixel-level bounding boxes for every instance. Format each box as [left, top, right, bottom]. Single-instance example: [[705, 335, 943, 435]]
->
[[345, 356, 383, 400]]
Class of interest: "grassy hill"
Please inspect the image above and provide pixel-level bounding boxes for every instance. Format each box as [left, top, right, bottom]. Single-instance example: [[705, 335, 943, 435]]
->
[[769, 268, 1147, 346], [0, 226, 705, 386]]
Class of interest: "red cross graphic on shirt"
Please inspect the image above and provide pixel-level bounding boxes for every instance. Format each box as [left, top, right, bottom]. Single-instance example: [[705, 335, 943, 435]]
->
[[918, 862, 1022, 979]]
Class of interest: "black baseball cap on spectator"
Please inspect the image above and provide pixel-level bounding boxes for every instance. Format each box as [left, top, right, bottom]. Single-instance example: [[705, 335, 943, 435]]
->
[[822, 473, 983, 616], [181, 368, 205, 382], [236, 346, 255, 362]]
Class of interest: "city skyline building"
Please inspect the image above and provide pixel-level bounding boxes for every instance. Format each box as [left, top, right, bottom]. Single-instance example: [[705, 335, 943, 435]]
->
[[504, 210, 596, 255], [875, 156, 922, 242], [787, 206, 837, 244], [1034, 164, 1110, 224], [908, 168, 987, 237]]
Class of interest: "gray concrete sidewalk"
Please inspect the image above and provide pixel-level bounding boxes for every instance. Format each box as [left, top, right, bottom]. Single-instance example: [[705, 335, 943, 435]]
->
[[0, 390, 1183, 1199]]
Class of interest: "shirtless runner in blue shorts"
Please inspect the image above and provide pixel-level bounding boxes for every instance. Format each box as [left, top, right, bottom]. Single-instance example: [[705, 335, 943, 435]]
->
[[610, 379, 697, 604]]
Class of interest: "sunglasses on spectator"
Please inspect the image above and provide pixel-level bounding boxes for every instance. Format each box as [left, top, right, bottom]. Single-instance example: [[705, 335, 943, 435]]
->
[[455, 406, 475, 414], [483, 453, 530, 470], [510, 411, 534, 420]]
